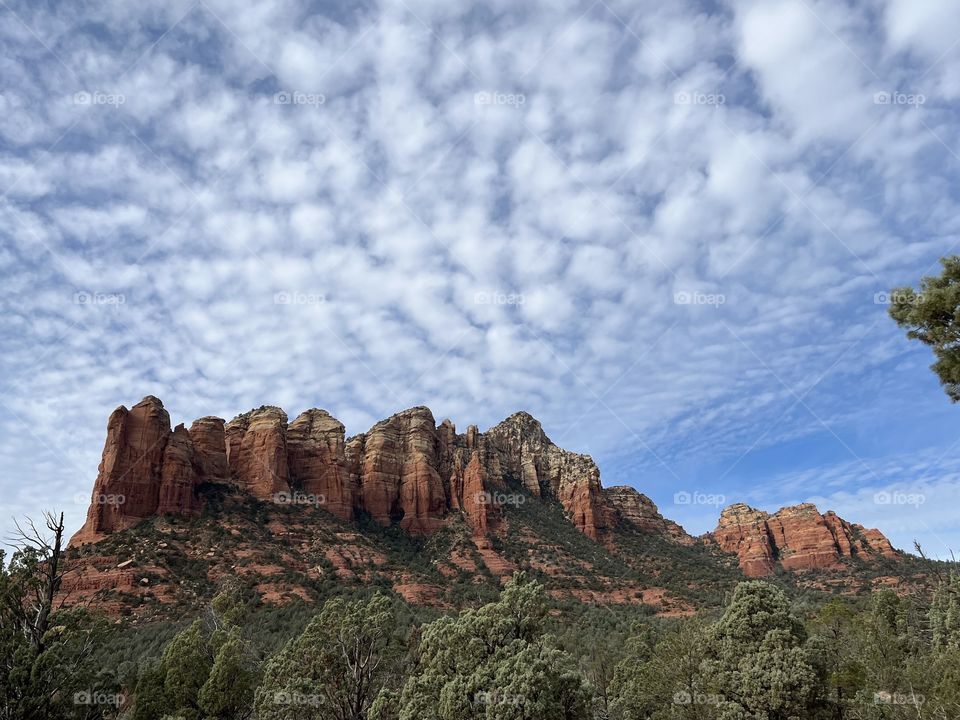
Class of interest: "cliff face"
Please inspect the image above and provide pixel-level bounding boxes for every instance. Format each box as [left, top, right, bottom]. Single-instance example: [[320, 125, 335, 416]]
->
[[71, 398, 613, 545], [72, 397, 175, 545], [710, 502, 898, 577], [225, 407, 290, 500], [69, 396, 902, 586], [604, 486, 693, 545]]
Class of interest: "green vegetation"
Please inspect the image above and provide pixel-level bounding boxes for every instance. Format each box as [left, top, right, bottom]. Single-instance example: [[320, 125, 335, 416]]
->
[[390, 572, 592, 720], [6, 521, 960, 720], [5, 502, 958, 719], [889, 255, 960, 401]]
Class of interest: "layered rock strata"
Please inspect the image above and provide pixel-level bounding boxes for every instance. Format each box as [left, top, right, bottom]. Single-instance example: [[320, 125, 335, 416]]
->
[[711, 502, 898, 576], [71, 399, 611, 544]]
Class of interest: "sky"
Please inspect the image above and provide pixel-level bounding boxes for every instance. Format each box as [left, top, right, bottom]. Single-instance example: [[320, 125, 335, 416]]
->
[[1, 0, 959, 558]]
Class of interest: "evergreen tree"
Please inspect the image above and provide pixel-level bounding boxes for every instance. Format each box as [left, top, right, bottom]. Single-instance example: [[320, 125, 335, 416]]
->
[[131, 583, 259, 720], [698, 581, 824, 720], [609, 620, 712, 720], [254, 593, 399, 720], [393, 572, 592, 720], [930, 572, 960, 649], [198, 632, 260, 719], [889, 256, 960, 401]]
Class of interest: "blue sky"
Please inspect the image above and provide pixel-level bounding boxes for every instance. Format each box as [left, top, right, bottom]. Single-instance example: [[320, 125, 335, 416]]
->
[[1, 0, 959, 557]]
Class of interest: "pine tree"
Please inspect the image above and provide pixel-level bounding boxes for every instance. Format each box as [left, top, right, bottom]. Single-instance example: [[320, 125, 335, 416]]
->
[[889, 256, 960, 401]]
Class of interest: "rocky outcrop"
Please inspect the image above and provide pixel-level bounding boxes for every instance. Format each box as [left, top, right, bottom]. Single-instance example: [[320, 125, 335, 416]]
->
[[72, 397, 173, 545], [604, 486, 693, 545], [712, 503, 778, 576], [72, 398, 618, 545], [347, 407, 448, 534], [188, 417, 229, 480], [710, 502, 898, 577], [482, 412, 611, 540], [287, 409, 354, 520], [72, 398, 231, 545], [74, 397, 901, 579], [224, 407, 289, 500], [157, 425, 200, 516]]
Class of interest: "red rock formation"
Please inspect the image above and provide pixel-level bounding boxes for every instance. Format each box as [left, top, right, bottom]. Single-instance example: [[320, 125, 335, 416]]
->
[[483, 412, 611, 540], [348, 407, 448, 534], [188, 417, 228, 479], [711, 502, 899, 577], [71, 397, 172, 544], [604, 486, 693, 545], [712, 504, 777, 577], [225, 407, 290, 500], [70, 399, 644, 547], [856, 525, 898, 558], [287, 409, 354, 520], [157, 425, 200, 516]]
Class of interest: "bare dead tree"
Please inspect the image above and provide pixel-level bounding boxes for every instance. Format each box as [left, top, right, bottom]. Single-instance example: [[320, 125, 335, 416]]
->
[[5, 511, 68, 654]]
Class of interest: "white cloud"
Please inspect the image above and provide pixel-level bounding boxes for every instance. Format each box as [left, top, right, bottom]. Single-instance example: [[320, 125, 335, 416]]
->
[[0, 0, 957, 554]]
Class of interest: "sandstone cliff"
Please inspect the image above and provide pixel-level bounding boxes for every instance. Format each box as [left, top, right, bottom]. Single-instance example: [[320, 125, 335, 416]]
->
[[71, 398, 614, 545], [710, 502, 898, 577], [604, 486, 693, 545], [69, 396, 902, 586]]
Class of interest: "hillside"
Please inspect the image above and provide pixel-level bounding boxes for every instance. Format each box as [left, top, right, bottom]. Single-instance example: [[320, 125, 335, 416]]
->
[[60, 396, 928, 621]]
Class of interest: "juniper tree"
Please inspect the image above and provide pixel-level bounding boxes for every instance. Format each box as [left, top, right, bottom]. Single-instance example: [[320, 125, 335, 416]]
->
[[391, 572, 592, 720]]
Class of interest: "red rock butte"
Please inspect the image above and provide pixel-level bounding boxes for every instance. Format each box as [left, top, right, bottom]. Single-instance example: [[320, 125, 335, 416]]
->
[[70, 397, 900, 581], [710, 502, 898, 577], [71, 396, 615, 546]]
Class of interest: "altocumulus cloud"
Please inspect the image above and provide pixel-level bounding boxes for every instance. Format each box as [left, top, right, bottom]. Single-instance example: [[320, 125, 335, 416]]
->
[[1, 0, 959, 555]]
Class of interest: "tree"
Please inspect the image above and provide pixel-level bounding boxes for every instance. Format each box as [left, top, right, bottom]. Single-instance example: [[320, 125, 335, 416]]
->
[[930, 572, 960, 650], [889, 256, 960, 401], [254, 593, 399, 720], [131, 582, 259, 720], [609, 620, 713, 720], [198, 632, 260, 719], [393, 572, 592, 720], [0, 513, 114, 720], [807, 599, 864, 718], [3, 513, 69, 653], [698, 581, 824, 720]]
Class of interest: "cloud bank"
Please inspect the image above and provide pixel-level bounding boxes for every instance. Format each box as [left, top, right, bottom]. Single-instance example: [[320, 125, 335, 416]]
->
[[1, 0, 959, 556]]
